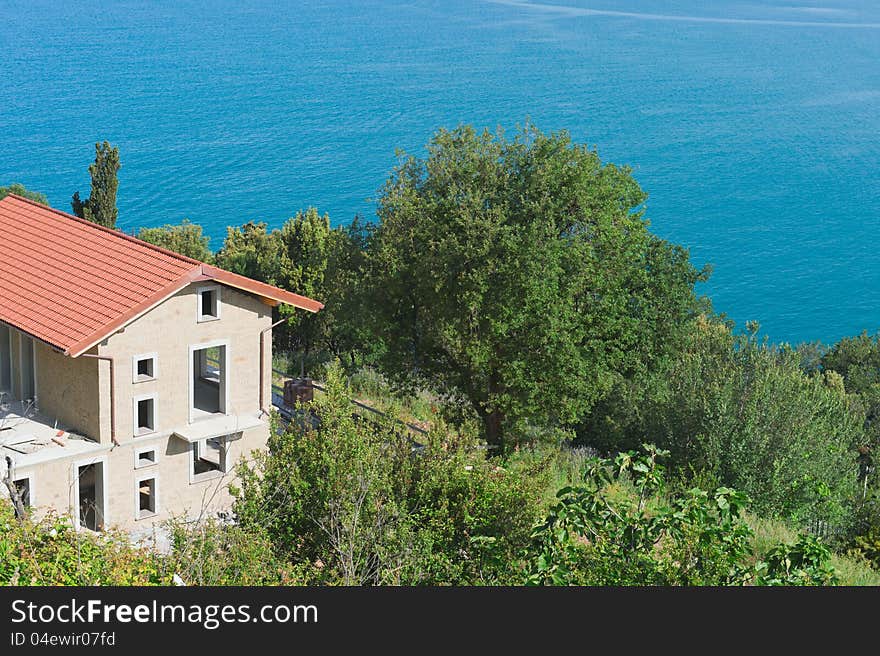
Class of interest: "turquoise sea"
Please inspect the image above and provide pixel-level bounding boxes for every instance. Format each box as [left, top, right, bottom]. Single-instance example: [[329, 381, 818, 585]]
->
[[1, 0, 879, 344]]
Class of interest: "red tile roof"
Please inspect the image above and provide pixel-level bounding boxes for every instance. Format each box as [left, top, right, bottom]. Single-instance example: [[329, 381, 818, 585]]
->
[[0, 194, 323, 357]]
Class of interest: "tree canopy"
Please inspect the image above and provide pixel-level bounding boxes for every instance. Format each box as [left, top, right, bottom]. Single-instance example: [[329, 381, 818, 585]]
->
[[137, 219, 213, 262], [0, 182, 48, 205], [214, 210, 366, 356], [366, 124, 707, 450]]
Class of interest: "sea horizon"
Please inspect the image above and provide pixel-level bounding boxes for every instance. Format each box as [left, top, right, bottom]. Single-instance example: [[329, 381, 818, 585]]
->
[[2, 0, 879, 345]]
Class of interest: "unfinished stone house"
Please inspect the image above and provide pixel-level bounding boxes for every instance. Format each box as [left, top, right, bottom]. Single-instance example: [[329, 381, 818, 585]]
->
[[0, 194, 322, 532]]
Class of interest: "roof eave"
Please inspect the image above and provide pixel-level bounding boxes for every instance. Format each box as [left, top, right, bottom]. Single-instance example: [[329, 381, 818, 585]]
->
[[65, 269, 204, 357], [65, 267, 324, 357], [201, 264, 325, 313]]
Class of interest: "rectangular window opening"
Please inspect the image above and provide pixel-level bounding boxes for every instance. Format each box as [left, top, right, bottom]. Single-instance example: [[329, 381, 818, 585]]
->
[[136, 398, 155, 435], [137, 359, 152, 378], [137, 359, 152, 379], [198, 287, 220, 321], [138, 478, 156, 518], [136, 449, 156, 468], [192, 345, 226, 417]]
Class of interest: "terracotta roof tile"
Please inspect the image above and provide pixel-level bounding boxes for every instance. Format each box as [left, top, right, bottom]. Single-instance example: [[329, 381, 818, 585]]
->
[[0, 194, 323, 356]]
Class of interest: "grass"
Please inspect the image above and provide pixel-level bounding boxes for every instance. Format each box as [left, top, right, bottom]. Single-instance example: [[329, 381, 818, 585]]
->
[[533, 449, 880, 586], [273, 353, 880, 586], [746, 513, 880, 586], [273, 354, 439, 430]]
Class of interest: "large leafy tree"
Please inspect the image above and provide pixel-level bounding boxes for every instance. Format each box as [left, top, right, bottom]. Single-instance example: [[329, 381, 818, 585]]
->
[[72, 141, 120, 228], [0, 182, 48, 205], [276, 210, 371, 357], [275, 208, 334, 354], [367, 123, 706, 451], [820, 332, 880, 472]]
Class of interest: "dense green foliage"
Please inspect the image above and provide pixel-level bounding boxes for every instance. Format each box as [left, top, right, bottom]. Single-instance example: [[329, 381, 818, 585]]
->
[[582, 318, 861, 525], [8, 121, 879, 586], [0, 504, 165, 585], [819, 332, 880, 483], [213, 211, 366, 356], [5, 434, 848, 587], [0, 182, 48, 205], [363, 124, 706, 451], [72, 141, 120, 228], [525, 445, 838, 586], [137, 219, 214, 262], [233, 363, 549, 584], [754, 535, 838, 585], [0, 502, 306, 586], [526, 445, 752, 585]]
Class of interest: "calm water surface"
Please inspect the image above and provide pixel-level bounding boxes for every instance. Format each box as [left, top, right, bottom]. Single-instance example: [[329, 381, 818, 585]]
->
[[1, 0, 879, 344]]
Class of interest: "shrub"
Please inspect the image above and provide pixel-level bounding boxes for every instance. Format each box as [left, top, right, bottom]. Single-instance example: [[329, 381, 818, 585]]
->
[[524, 445, 840, 586], [233, 361, 550, 585], [525, 445, 753, 585], [166, 518, 306, 585], [0, 503, 166, 586], [581, 318, 862, 525], [754, 535, 838, 586]]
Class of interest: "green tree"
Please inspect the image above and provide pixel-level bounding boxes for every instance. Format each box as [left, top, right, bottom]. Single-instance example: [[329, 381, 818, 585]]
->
[[275, 209, 334, 355], [215, 221, 283, 284], [276, 210, 371, 358], [215, 214, 369, 362], [137, 219, 213, 262], [72, 141, 120, 228], [321, 218, 372, 360], [367, 123, 706, 451], [0, 182, 48, 205], [583, 317, 862, 524], [820, 332, 880, 488]]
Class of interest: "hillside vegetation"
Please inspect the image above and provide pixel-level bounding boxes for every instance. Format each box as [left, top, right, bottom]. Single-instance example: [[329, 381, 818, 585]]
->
[[6, 123, 880, 585]]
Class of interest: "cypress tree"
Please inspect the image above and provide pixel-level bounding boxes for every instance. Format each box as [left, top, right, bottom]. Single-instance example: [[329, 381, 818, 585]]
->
[[72, 141, 120, 228]]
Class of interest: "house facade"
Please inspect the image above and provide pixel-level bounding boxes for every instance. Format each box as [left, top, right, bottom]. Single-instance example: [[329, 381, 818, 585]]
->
[[0, 194, 322, 531]]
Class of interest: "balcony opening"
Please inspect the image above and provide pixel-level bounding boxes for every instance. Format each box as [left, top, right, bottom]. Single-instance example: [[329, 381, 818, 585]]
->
[[192, 345, 226, 419], [77, 462, 105, 531]]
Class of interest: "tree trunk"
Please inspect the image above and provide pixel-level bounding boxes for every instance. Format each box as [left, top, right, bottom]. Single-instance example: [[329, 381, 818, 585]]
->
[[2, 456, 26, 522], [483, 409, 505, 455]]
